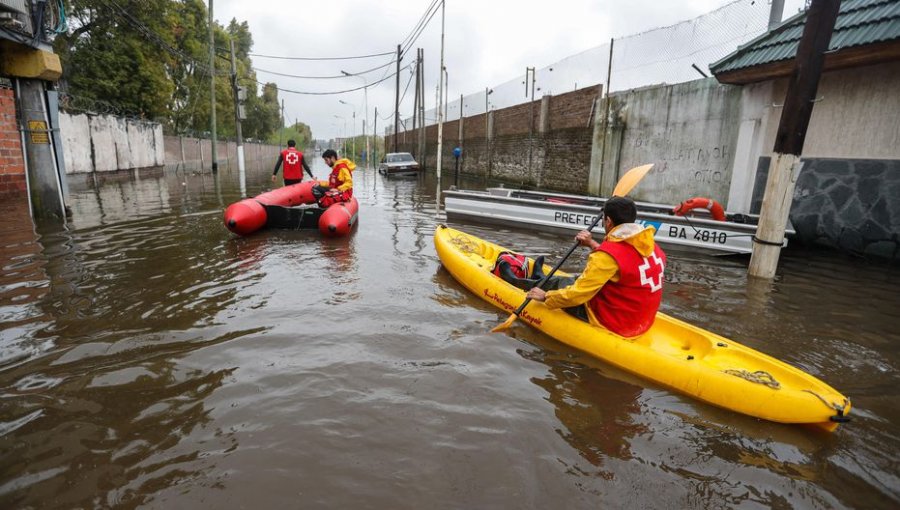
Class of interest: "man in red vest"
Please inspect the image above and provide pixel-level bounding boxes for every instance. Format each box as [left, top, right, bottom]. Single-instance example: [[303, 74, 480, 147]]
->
[[524, 197, 666, 337], [272, 139, 314, 186]]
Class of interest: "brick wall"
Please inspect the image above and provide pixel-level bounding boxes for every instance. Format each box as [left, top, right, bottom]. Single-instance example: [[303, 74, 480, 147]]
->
[[0, 87, 26, 197], [547, 85, 600, 131], [387, 85, 601, 191]]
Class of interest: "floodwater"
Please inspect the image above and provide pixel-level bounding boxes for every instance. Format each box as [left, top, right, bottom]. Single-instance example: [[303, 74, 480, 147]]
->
[[1, 158, 897, 509]]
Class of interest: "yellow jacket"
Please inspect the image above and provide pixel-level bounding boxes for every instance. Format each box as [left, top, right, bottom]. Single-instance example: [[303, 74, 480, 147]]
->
[[544, 223, 658, 325], [320, 158, 355, 192]]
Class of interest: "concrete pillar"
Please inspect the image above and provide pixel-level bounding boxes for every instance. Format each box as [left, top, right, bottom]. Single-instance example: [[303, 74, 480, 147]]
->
[[17, 79, 66, 220], [726, 119, 762, 213], [587, 98, 605, 195], [539, 95, 551, 134], [588, 96, 625, 197]]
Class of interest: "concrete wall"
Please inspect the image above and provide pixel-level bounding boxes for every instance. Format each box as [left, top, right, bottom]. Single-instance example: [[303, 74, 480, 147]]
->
[[60, 112, 165, 173], [161, 136, 282, 171], [601, 78, 742, 204]]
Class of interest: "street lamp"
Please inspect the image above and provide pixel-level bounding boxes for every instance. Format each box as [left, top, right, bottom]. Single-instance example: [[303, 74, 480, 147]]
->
[[341, 71, 370, 169], [339, 99, 357, 161], [333, 114, 347, 153]]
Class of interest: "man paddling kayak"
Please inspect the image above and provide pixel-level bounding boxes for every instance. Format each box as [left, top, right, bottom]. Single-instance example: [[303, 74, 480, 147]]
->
[[520, 196, 667, 337]]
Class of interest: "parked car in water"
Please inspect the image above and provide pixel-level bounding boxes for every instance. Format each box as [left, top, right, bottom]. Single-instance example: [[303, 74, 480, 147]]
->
[[378, 152, 420, 177]]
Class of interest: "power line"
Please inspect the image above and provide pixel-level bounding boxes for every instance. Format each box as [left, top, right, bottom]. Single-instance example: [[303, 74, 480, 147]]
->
[[102, 0, 225, 75], [399, 0, 440, 51], [401, 0, 443, 57], [244, 62, 414, 96], [252, 59, 397, 80], [247, 50, 394, 61]]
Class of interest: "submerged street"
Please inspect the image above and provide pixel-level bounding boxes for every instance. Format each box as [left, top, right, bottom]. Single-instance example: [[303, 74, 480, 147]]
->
[[1, 159, 898, 508]]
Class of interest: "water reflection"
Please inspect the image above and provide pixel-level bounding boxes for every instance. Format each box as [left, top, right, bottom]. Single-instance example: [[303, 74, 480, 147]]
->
[[0, 159, 897, 508]]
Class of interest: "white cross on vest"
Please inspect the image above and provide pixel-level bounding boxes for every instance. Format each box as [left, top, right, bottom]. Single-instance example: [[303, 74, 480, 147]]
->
[[285, 152, 299, 165], [638, 252, 665, 292]]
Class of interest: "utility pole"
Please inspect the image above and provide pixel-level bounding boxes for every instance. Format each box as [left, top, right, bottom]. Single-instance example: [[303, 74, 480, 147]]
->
[[208, 0, 218, 172], [229, 39, 246, 196], [458, 94, 464, 144], [418, 49, 426, 169], [435, 0, 445, 215], [749, 0, 840, 278], [526, 66, 536, 181], [394, 43, 401, 152], [373, 106, 378, 168], [412, 49, 420, 159], [768, 0, 785, 29], [279, 99, 284, 148]]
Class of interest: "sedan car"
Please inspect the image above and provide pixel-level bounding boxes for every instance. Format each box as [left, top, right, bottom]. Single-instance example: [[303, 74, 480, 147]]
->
[[378, 152, 421, 177]]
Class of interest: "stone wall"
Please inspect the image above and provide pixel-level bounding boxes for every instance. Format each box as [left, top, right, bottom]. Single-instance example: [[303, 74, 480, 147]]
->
[[751, 157, 900, 259], [0, 87, 26, 197]]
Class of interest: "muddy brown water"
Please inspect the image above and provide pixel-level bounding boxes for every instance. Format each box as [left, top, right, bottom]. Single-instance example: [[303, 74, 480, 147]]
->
[[1, 159, 897, 509]]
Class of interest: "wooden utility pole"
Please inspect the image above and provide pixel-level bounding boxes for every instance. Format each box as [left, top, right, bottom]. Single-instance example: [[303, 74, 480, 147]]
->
[[393, 44, 401, 152], [208, 0, 218, 172], [749, 0, 841, 278]]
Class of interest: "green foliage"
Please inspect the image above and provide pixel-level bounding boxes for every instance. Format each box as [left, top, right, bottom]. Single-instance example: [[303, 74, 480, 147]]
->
[[54, 0, 305, 142], [270, 121, 313, 149]]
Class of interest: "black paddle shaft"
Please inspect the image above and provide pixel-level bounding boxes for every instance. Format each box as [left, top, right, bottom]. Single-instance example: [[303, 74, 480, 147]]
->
[[511, 213, 604, 317]]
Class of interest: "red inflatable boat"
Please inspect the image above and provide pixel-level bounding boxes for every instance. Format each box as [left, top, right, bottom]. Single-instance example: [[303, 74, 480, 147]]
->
[[223, 181, 358, 237]]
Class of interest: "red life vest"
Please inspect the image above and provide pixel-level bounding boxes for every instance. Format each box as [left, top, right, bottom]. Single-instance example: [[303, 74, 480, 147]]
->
[[328, 161, 352, 194], [491, 251, 529, 279], [281, 148, 304, 180], [589, 240, 666, 337]]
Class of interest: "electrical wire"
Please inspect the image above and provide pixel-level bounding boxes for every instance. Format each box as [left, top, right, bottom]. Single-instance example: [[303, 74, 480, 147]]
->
[[102, 0, 224, 75], [399, 0, 440, 52], [252, 59, 397, 80], [244, 62, 414, 96], [248, 50, 394, 61], [401, 0, 443, 57]]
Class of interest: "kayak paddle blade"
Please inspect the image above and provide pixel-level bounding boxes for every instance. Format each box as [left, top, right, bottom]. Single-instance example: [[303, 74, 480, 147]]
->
[[612, 164, 653, 197], [491, 314, 518, 333]]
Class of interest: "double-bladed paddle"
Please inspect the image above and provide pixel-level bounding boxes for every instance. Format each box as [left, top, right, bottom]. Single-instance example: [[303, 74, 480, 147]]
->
[[490, 164, 654, 333]]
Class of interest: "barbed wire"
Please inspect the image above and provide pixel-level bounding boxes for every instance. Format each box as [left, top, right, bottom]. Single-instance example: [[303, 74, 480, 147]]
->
[[58, 92, 162, 123]]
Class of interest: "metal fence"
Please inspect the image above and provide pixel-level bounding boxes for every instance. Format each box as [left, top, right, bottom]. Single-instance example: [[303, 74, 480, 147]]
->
[[396, 0, 772, 132]]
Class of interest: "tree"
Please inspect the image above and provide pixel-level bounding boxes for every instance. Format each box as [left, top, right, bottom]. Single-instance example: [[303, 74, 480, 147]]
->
[[54, 0, 298, 142]]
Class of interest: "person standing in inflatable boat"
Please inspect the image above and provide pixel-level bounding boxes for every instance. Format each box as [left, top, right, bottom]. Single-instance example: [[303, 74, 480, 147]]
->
[[521, 196, 667, 337], [313, 149, 355, 208], [271, 139, 314, 186]]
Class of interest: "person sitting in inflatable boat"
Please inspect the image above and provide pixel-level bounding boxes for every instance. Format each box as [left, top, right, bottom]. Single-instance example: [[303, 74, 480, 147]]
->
[[312, 149, 355, 208]]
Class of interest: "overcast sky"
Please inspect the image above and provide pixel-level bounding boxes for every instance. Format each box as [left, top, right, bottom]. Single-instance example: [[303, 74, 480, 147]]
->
[[215, 0, 806, 141]]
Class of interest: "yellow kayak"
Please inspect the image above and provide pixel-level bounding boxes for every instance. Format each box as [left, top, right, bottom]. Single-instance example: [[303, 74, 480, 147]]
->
[[434, 225, 851, 431]]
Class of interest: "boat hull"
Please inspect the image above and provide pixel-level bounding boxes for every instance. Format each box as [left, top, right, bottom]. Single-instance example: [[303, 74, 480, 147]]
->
[[444, 188, 795, 256], [434, 224, 850, 430], [223, 182, 358, 237]]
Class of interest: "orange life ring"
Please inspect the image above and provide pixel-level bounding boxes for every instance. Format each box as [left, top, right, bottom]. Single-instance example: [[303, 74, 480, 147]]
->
[[673, 197, 726, 222]]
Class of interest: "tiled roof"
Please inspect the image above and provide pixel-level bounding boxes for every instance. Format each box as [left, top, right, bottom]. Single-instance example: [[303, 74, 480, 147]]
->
[[710, 0, 900, 75]]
